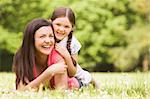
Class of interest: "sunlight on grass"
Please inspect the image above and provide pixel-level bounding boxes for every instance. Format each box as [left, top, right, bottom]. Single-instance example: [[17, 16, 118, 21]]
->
[[0, 72, 150, 98]]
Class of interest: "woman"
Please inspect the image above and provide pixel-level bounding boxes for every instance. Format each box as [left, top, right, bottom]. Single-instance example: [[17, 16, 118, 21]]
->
[[13, 18, 76, 91]]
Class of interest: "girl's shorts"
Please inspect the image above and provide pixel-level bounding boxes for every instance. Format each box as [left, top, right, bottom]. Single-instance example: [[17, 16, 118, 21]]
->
[[68, 77, 83, 89]]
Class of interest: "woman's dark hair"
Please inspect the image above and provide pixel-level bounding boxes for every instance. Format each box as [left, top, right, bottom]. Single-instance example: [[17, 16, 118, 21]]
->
[[51, 7, 77, 66], [13, 18, 54, 89]]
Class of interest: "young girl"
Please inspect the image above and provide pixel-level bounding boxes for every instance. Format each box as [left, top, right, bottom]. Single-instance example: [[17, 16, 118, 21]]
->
[[13, 18, 79, 91], [50, 7, 99, 88]]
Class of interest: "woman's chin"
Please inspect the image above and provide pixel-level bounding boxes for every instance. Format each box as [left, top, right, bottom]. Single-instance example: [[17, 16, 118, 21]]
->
[[42, 50, 52, 55], [42, 47, 54, 55]]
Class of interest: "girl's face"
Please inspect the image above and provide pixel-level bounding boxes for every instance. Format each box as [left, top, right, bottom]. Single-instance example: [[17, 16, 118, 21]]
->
[[52, 17, 72, 41], [34, 26, 54, 56]]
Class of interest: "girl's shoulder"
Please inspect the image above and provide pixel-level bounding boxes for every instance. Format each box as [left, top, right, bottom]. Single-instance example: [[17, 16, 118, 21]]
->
[[71, 36, 81, 46], [71, 36, 80, 43], [70, 36, 82, 54]]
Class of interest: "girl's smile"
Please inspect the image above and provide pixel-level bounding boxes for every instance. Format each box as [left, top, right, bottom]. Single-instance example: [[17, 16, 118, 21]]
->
[[53, 17, 72, 40]]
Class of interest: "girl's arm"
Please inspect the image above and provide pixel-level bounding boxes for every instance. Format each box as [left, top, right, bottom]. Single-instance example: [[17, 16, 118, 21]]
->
[[55, 44, 77, 77], [17, 63, 67, 91], [71, 54, 78, 62]]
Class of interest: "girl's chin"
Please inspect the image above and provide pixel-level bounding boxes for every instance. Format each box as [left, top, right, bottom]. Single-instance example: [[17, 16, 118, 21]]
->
[[56, 36, 65, 40]]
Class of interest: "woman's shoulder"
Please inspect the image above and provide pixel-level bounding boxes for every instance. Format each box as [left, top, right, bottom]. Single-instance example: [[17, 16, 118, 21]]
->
[[48, 49, 64, 65]]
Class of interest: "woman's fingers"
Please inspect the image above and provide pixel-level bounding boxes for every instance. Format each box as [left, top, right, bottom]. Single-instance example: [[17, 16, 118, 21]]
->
[[25, 77, 30, 84]]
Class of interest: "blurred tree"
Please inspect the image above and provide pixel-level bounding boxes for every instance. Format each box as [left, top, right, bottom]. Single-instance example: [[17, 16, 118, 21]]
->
[[110, 24, 150, 71], [109, 0, 150, 71], [0, 0, 47, 70], [0, 0, 45, 32], [0, 0, 149, 71], [0, 26, 22, 53], [69, 0, 135, 71], [0, 0, 47, 53]]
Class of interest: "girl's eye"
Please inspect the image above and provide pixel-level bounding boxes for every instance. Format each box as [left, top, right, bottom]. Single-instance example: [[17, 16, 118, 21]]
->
[[65, 25, 70, 28], [56, 23, 61, 26]]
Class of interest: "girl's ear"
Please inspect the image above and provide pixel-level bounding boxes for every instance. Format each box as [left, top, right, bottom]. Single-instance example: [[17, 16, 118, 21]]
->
[[48, 19, 52, 22], [72, 26, 76, 32]]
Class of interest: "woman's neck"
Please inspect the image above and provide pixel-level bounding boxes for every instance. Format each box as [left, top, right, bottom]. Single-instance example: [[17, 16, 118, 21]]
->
[[35, 52, 48, 69]]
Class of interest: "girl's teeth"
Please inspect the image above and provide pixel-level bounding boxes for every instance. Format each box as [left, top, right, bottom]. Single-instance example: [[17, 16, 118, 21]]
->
[[57, 31, 64, 35]]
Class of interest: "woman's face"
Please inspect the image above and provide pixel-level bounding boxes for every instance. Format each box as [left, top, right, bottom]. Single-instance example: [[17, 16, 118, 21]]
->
[[52, 17, 72, 41], [34, 26, 54, 56]]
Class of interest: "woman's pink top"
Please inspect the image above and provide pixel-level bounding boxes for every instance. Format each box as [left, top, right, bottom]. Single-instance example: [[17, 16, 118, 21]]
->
[[33, 49, 63, 77], [33, 49, 79, 89]]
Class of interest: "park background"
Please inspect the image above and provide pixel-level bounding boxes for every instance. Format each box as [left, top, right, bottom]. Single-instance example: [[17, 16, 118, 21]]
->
[[0, 0, 150, 98], [0, 0, 150, 72]]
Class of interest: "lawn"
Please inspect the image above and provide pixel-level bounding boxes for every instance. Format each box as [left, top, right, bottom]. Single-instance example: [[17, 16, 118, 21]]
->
[[0, 72, 149, 99]]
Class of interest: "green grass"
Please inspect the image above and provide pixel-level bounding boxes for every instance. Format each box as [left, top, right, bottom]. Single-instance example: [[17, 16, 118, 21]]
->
[[0, 72, 150, 99]]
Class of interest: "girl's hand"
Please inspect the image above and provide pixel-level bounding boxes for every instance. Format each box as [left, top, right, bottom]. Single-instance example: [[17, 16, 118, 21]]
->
[[55, 44, 70, 59], [48, 62, 68, 75]]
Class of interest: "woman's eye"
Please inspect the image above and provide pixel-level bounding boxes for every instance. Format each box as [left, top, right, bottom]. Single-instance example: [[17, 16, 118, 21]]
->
[[49, 35, 54, 38], [39, 35, 46, 38]]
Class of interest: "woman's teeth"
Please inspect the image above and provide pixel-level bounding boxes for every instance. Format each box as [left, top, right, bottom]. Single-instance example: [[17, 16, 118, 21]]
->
[[42, 46, 50, 48]]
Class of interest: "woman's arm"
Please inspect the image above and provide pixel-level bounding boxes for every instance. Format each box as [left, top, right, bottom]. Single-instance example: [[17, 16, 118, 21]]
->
[[17, 63, 67, 91], [55, 44, 77, 77]]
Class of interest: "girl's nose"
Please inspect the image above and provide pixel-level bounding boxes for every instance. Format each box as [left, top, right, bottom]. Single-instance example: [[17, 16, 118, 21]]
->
[[59, 26, 64, 31]]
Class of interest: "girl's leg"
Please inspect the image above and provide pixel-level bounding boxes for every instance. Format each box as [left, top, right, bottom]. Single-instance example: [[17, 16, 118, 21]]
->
[[91, 77, 99, 89], [54, 75, 80, 90], [54, 71, 68, 89], [68, 77, 80, 89]]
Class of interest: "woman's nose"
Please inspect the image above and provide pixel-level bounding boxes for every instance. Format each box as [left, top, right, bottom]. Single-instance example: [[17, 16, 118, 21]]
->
[[44, 37, 51, 43]]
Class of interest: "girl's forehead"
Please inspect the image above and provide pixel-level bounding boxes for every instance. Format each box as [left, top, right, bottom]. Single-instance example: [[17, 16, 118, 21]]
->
[[53, 17, 70, 23]]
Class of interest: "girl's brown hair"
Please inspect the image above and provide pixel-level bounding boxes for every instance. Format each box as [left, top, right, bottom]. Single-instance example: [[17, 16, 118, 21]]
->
[[51, 7, 77, 66]]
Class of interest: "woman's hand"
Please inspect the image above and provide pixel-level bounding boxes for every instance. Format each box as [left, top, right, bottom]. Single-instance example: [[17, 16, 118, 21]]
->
[[17, 63, 67, 91], [17, 79, 39, 92]]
